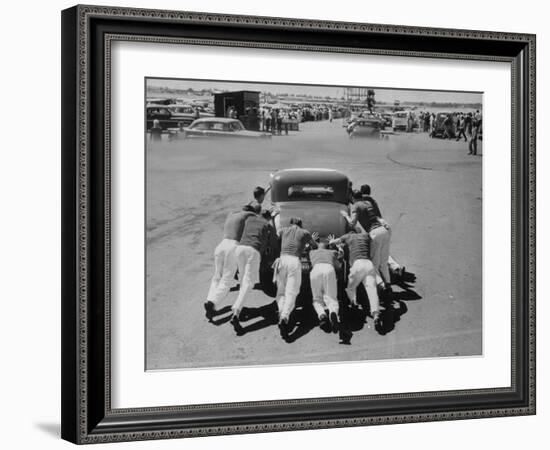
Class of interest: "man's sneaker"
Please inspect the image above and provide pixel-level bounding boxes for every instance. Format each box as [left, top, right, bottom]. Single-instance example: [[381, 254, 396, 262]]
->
[[204, 301, 215, 320], [319, 314, 331, 333], [329, 312, 339, 334], [373, 312, 384, 334], [396, 266, 405, 279], [230, 315, 244, 335], [279, 318, 290, 340]]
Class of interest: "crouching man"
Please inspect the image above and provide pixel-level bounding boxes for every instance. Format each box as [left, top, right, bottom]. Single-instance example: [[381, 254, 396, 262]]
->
[[275, 217, 318, 339], [329, 230, 383, 331], [309, 241, 342, 333], [204, 204, 258, 320]]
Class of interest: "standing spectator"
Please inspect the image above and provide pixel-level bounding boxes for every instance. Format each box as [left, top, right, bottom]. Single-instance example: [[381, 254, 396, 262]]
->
[[464, 112, 473, 136], [271, 109, 278, 134], [456, 114, 467, 141], [424, 112, 430, 132], [277, 109, 284, 135], [443, 115, 453, 139], [452, 113, 459, 136], [265, 110, 271, 132], [468, 117, 479, 155], [429, 113, 436, 136], [260, 109, 266, 131], [150, 118, 162, 141]]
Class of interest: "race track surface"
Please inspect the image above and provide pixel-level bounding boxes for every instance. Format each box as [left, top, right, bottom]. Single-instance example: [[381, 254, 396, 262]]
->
[[145, 120, 482, 370]]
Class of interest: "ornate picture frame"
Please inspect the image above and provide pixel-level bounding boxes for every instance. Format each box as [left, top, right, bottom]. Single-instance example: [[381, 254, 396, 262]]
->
[[61, 5, 536, 444]]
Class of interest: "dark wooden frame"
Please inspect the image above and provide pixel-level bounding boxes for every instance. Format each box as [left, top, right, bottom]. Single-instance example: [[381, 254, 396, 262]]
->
[[61, 4, 536, 444]]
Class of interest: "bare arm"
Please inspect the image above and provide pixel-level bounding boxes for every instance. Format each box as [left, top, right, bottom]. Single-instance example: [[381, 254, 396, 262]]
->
[[340, 209, 358, 227], [308, 231, 319, 250], [328, 233, 343, 247]]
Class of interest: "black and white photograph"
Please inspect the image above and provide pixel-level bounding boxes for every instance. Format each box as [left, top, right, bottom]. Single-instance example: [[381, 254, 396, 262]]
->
[[145, 78, 483, 371]]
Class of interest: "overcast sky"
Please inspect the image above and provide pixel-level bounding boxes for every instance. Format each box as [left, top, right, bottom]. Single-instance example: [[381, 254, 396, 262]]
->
[[147, 78, 482, 104]]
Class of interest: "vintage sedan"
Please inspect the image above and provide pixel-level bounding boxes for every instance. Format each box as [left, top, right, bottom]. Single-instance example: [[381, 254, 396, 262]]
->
[[430, 111, 455, 138], [264, 169, 351, 276], [348, 117, 384, 138], [182, 118, 271, 139], [391, 111, 409, 130]]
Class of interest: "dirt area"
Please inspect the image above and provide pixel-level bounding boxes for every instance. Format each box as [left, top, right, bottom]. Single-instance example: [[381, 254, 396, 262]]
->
[[145, 119, 482, 370]]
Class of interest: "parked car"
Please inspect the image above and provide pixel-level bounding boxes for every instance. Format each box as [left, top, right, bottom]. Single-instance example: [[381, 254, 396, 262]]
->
[[146, 105, 175, 130], [430, 112, 455, 138], [391, 111, 409, 130], [168, 105, 214, 125], [182, 118, 272, 139], [348, 117, 383, 138]]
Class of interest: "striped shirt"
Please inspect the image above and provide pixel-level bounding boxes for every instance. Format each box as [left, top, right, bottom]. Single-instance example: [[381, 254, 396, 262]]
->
[[339, 232, 371, 266], [280, 225, 313, 257], [310, 249, 339, 269]]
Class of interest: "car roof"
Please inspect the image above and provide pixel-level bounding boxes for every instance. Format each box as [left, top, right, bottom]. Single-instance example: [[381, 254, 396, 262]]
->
[[272, 168, 349, 185], [191, 117, 240, 123], [271, 169, 350, 203]]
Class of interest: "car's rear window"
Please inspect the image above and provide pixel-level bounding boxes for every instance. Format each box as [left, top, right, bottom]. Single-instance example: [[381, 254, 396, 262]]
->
[[288, 185, 335, 200]]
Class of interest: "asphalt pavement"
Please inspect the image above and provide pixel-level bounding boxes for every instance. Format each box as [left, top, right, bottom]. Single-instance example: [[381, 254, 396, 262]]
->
[[145, 119, 482, 370]]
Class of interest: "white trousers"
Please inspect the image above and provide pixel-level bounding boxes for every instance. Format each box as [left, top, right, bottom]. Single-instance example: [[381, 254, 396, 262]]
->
[[388, 255, 401, 272], [207, 239, 238, 306], [232, 245, 261, 315], [345, 259, 381, 313], [370, 226, 391, 284], [309, 263, 339, 319], [275, 254, 302, 322]]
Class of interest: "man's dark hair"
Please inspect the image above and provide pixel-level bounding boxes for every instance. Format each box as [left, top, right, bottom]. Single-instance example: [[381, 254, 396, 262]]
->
[[242, 204, 260, 214], [352, 190, 363, 200], [360, 184, 371, 196], [253, 186, 265, 200], [289, 217, 303, 227]]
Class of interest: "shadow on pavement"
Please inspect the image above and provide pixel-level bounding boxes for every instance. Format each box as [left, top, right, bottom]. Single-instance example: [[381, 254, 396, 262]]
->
[[236, 301, 278, 336], [210, 269, 421, 342]]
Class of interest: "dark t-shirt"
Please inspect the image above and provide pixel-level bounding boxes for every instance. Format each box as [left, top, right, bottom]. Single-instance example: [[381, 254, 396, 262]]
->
[[310, 249, 339, 269], [360, 195, 382, 218], [351, 200, 382, 233], [280, 225, 313, 257], [239, 215, 270, 253], [223, 211, 255, 240], [340, 232, 371, 266]]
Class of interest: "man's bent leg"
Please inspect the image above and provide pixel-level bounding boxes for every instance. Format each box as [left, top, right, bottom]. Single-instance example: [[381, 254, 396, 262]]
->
[[310, 267, 326, 319], [362, 260, 381, 314], [345, 260, 365, 305], [280, 256, 302, 322], [211, 241, 238, 305], [207, 242, 225, 301]]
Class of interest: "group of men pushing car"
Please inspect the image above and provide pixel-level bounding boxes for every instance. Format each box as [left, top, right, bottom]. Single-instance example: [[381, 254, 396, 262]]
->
[[204, 184, 403, 341]]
